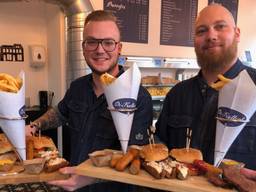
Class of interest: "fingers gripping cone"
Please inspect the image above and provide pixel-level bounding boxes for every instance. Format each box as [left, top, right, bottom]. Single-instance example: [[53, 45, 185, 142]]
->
[[0, 71, 26, 160], [214, 70, 256, 166], [102, 64, 141, 153]]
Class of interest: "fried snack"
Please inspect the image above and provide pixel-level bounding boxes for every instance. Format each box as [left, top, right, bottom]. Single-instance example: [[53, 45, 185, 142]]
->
[[210, 74, 231, 90], [129, 157, 141, 175], [100, 73, 116, 85], [0, 73, 23, 93], [115, 148, 139, 171], [110, 153, 124, 168]]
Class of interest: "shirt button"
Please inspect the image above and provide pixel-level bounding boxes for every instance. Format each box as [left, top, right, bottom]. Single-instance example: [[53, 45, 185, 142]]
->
[[201, 89, 206, 93]]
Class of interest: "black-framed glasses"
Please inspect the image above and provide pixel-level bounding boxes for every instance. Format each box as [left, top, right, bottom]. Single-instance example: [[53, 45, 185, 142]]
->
[[82, 38, 119, 52]]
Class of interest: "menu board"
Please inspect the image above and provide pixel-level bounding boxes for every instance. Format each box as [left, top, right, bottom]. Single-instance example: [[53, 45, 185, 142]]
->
[[160, 0, 198, 47], [104, 0, 149, 43], [208, 0, 239, 24]]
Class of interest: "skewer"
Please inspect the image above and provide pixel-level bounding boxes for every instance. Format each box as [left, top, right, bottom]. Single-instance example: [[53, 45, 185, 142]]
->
[[147, 129, 152, 149], [186, 128, 192, 152], [186, 128, 189, 151]]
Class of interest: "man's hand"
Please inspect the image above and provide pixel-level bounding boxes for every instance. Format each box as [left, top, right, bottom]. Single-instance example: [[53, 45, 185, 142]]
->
[[240, 168, 256, 181], [47, 166, 96, 191], [25, 124, 37, 136]]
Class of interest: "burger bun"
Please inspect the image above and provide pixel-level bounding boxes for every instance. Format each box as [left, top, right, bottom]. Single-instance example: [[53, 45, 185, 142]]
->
[[140, 143, 168, 162], [170, 148, 203, 164]]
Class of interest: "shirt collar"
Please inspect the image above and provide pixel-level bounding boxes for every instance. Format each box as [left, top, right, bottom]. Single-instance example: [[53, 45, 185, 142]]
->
[[223, 59, 247, 79]]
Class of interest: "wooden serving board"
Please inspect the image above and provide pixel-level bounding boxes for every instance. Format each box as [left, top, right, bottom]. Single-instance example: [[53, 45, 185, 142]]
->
[[0, 166, 69, 185], [76, 159, 237, 192]]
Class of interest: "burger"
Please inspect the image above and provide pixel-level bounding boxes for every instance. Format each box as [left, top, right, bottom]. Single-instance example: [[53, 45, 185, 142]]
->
[[26, 136, 57, 160], [169, 148, 203, 164], [0, 133, 17, 172], [140, 143, 169, 162], [25, 135, 68, 173]]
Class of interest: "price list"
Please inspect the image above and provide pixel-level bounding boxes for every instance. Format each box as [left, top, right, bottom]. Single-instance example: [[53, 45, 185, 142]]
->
[[104, 0, 149, 43], [160, 0, 198, 47]]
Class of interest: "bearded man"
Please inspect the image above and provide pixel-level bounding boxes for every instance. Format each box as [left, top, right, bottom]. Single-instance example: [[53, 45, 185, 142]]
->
[[156, 4, 256, 169]]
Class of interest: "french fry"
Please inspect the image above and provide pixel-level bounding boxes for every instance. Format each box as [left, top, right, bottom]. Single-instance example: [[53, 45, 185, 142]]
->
[[0, 73, 22, 93], [100, 73, 116, 85], [0, 82, 18, 93], [210, 74, 231, 90], [217, 74, 231, 83], [210, 81, 226, 90]]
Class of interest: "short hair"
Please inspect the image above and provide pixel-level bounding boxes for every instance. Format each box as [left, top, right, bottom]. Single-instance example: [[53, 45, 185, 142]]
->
[[84, 10, 118, 27], [84, 10, 121, 40]]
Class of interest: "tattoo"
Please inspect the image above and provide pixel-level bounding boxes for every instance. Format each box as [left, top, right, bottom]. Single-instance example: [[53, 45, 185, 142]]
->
[[32, 107, 66, 130]]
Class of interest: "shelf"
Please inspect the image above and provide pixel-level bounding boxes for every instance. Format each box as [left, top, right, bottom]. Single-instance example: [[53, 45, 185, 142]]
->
[[151, 96, 165, 100], [142, 83, 175, 87]]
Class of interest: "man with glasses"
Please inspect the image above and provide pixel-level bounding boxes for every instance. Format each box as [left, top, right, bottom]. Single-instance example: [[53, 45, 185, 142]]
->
[[26, 10, 153, 191]]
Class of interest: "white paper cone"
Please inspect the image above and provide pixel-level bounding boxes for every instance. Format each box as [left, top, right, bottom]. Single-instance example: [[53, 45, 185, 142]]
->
[[0, 71, 26, 160], [103, 64, 141, 153], [0, 119, 26, 160], [214, 70, 256, 165]]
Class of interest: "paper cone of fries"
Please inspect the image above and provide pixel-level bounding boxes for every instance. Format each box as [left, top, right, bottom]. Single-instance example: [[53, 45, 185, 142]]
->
[[102, 64, 141, 153], [0, 71, 26, 160], [214, 70, 256, 166]]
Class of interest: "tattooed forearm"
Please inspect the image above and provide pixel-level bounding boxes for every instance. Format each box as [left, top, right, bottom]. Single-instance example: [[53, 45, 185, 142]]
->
[[32, 107, 66, 130]]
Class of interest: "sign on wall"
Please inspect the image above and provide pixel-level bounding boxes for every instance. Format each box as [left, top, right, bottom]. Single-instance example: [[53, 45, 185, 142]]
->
[[104, 0, 149, 43], [0, 44, 24, 62], [208, 0, 239, 24], [160, 0, 198, 47]]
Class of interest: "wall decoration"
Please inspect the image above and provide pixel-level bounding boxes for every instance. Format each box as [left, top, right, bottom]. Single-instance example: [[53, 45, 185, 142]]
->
[[0, 44, 24, 62]]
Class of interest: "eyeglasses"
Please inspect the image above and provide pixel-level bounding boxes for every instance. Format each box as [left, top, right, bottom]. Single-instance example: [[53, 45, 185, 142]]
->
[[82, 39, 119, 52]]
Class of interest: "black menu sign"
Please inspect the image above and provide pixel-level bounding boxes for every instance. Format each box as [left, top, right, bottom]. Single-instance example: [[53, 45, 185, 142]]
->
[[208, 0, 239, 24], [160, 0, 198, 47], [104, 0, 149, 43]]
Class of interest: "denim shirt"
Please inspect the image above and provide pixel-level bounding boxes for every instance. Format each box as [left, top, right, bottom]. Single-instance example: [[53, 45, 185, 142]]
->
[[58, 66, 153, 166], [156, 59, 256, 169]]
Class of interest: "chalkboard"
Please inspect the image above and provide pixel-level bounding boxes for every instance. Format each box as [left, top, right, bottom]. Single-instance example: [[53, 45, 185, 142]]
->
[[160, 0, 198, 47], [104, 0, 149, 43], [208, 0, 239, 24]]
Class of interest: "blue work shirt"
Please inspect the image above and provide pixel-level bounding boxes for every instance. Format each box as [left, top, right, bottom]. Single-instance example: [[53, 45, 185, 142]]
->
[[156, 59, 256, 169], [58, 66, 153, 166]]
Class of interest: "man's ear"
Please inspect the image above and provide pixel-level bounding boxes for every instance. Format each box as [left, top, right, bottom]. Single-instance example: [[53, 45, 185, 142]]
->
[[118, 42, 122, 54], [235, 27, 240, 42]]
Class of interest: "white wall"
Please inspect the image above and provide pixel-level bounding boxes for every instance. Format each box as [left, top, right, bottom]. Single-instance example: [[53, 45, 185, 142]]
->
[[0, 1, 65, 106]]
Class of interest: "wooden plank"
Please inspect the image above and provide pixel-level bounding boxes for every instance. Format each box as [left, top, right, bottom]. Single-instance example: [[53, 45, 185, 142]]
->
[[0, 165, 69, 185], [76, 159, 237, 192]]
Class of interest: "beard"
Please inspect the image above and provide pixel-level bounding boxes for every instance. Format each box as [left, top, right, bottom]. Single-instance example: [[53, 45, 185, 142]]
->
[[195, 38, 238, 74]]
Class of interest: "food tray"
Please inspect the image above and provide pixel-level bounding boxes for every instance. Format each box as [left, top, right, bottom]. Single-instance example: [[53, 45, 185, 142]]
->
[[76, 159, 236, 192], [0, 164, 69, 185]]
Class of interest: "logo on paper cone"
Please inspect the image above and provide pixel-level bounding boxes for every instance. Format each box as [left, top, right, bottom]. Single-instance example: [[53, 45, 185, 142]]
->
[[217, 107, 247, 127], [113, 98, 137, 114], [19, 105, 26, 118]]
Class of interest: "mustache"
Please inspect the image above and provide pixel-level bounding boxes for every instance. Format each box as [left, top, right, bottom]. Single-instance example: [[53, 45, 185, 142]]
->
[[202, 42, 222, 50]]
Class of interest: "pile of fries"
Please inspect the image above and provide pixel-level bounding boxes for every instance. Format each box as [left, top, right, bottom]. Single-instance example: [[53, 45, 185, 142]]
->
[[0, 73, 22, 93]]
